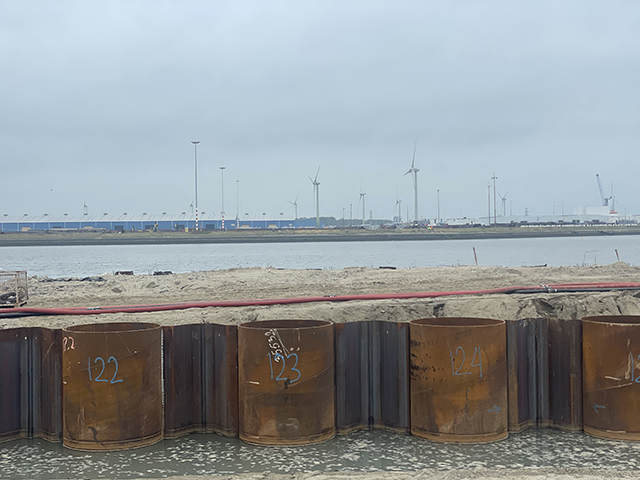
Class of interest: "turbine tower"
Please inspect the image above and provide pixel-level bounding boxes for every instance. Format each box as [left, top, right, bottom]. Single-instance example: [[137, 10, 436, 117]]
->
[[309, 166, 321, 228], [404, 140, 420, 223], [498, 191, 510, 217], [359, 192, 366, 226], [287, 192, 299, 220]]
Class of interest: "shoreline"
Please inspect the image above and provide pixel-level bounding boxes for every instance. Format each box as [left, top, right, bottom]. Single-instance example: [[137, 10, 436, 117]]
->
[[1, 225, 639, 247]]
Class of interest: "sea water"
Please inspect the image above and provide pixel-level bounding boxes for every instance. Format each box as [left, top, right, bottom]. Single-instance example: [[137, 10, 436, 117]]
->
[[0, 235, 637, 278]]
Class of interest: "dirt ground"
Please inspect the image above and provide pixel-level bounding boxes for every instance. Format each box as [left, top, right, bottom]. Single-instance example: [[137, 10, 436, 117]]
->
[[2, 262, 639, 329]]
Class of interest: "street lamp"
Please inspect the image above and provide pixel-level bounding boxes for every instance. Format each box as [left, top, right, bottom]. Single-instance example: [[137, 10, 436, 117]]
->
[[191, 141, 200, 231], [220, 166, 226, 230]]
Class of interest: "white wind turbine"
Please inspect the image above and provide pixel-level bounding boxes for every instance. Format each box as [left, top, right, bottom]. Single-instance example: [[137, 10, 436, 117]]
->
[[395, 188, 402, 223], [287, 192, 299, 220], [498, 191, 510, 217], [404, 140, 420, 223], [309, 166, 321, 228], [395, 199, 402, 223]]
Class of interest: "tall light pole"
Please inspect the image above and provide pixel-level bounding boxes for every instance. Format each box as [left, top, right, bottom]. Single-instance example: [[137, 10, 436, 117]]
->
[[236, 179, 239, 227], [491, 173, 498, 226], [191, 141, 200, 231], [220, 166, 226, 230], [437, 189, 440, 224], [487, 183, 491, 225]]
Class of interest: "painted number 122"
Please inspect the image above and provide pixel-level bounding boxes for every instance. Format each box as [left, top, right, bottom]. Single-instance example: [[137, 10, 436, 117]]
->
[[88, 356, 123, 384]]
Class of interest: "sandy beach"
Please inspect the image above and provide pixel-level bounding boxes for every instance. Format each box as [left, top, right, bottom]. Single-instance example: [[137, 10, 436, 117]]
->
[[4, 262, 639, 330]]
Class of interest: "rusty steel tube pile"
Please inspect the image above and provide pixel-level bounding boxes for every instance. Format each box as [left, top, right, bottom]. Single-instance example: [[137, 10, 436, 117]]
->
[[2, 283, 640, 449]]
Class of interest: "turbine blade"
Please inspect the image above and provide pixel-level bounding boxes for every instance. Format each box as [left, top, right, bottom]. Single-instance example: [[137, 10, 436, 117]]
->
[[411, 139, 417, 168], [314, 165, 321, 182]]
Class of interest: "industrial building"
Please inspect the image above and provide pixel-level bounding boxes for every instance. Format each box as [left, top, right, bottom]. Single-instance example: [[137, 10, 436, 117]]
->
[[0, 213, 319, 233]]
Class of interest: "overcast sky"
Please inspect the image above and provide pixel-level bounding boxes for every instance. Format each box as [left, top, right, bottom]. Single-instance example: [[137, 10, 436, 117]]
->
[[1, 0, 639, 221]]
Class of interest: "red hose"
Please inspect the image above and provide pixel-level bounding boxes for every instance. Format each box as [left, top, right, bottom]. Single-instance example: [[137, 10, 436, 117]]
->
[[7, 282, 640, 316]]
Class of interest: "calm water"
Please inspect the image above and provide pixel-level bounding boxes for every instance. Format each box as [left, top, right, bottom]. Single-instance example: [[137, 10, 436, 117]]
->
[[0, 235, 637, 278]]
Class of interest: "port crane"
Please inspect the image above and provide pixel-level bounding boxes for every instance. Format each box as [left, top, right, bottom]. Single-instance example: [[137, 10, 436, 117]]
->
[[596, 174, 609, 206], [596, 174, 616, 213]]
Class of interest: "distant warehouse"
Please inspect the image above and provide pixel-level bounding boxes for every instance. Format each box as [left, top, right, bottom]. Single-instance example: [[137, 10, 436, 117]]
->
[[0, 213, 317, 233]]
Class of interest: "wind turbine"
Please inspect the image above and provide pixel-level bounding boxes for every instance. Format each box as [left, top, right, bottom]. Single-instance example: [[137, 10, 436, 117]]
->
[[287, 192, 299, 220], [404, 140, 420, 223], [309, 166, 321, 228], [359, 181, 366, 226], [609, 181, 616, 213], [394, 188, 402, 223], [498, 191, 510, 217]]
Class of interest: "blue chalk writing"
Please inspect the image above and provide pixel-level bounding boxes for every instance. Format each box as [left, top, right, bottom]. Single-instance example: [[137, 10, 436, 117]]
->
[[88, 356, 123, 384], [268, 352, 301, 384], [593, 404, 605, 413], [108, 356, 123, 383], [450, 346, 483, 377]]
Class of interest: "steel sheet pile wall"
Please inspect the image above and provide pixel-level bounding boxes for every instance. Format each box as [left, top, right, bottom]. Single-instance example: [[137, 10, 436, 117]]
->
[[204, 323, 238, 436], [0, 315, 628, 450], [370, 321, 410, 432], [546, 318, 582, 431], [31, 328, 63, 441], [335, 322, 370, 433], [505, 317, 582, 433], [334, 321, 410, 433], [162, 324, 238, 438], [163, 324, 204, 438], [507, 318, 542, 431], [0, 328, 62, 443], [0, 329, 29, 442], [582, 315, 640, 441]]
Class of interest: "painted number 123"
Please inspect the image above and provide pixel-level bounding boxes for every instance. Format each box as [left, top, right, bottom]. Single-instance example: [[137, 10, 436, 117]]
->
[[267, 352, 301, 383]]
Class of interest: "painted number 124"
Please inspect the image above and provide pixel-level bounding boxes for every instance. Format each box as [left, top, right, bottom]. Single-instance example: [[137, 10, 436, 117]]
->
[[450, 346, 483, 378]]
